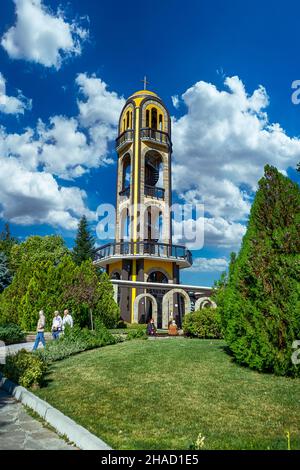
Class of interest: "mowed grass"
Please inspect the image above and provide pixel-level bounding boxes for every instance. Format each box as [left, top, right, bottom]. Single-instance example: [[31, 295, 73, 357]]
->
[[35, 339, 300, 450]]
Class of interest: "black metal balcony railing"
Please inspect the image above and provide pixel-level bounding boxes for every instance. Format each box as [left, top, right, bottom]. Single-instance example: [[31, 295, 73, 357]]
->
[[140, 128, 171, 148], [115, 128, 171, 151], [119, 186, 130, 198], [144, 184, 165, 199], [116, 129, 134, 150], [94, 241, 193, 266]]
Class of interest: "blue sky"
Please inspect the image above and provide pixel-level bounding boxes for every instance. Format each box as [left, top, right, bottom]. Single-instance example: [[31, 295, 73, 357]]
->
[[0, 0, 299, 286]]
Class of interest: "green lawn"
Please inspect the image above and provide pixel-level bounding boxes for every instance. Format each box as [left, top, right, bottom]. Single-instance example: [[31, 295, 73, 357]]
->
[[35, 339, 300, 450]]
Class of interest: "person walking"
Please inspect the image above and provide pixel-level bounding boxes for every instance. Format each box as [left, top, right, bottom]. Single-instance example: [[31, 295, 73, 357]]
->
[[51, 311, 62, 340], [62, 309, 73, 331], [32, 310, 46, 351]]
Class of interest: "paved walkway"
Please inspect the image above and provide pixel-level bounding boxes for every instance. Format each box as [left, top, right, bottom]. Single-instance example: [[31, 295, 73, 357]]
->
[[0, 389, 75, 450], [4, 342, 36, 355]]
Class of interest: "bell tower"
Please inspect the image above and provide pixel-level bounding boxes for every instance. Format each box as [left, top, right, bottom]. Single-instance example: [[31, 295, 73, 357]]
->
[[95, 85, 192, 327]]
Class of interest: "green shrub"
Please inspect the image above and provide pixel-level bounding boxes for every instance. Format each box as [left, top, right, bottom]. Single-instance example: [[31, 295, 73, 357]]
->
[[126, 327, 147, 340], [0, 323, 25, 345], [183, 308, 223, 339], [3, 349, 46, 388], [125, 322, 147, 330], [37, 323, 119, 363]]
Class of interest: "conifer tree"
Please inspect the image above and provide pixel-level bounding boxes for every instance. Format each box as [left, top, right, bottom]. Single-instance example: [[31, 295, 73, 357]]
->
[[73, 216, 95, 265], [0, 223, 18, 267], [0, 252, 12, 293], [220, 165, 300, 377]]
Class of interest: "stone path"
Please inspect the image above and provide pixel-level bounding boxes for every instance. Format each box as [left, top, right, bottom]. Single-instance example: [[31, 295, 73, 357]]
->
[[0, 389, 75, 450], [4, 342, 36, 355]]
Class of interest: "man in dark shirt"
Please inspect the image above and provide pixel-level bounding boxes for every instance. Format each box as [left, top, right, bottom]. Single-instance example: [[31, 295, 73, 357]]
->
[[147, 318, 157, 336]]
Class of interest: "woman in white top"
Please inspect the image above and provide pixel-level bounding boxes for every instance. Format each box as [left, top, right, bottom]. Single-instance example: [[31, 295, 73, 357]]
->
[[51, 311, 62, 340], [62, 309, 74, 331]]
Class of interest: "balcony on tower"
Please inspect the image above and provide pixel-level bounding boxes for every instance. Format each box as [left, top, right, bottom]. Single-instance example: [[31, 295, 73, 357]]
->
[[116, 129, 134, 151], [94, 241, 193, 269], [140, 128, 171, 150]]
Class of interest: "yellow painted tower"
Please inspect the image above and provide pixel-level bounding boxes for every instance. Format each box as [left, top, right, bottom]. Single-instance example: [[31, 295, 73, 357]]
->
[[94, 86, 192, 327]]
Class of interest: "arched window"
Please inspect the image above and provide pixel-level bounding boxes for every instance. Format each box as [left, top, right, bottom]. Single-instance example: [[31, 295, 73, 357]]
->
[[126, 111, 130, 129], [130, 111, 133, 129], [151, 108, 157, 129], [121, 208, 130, 241], [148, 271, 168, 283], [145, 206, 161, 241], [159, 114, 163, 130], [158, 211, 163, 240], [122, 154, 131, 190], [111, 272, 120, 280], [146, 109, 150, 128], [144, 150, 165, 199]]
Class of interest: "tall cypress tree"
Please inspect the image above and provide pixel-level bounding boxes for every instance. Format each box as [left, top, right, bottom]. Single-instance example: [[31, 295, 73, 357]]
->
[[220, 165, 300, 377], [0, 252, 12, 293], [73, 216, 95, 265], [0, 223, 18, 265]]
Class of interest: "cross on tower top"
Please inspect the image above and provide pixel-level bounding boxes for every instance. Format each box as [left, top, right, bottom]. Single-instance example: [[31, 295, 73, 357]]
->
[[141, 76, 149, 90]]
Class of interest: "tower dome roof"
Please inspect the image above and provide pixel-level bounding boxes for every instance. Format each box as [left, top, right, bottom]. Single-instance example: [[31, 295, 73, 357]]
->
[[128, 89, 159, 100]]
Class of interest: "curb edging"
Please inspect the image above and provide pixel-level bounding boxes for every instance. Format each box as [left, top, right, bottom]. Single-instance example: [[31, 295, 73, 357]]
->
[[0, 373, 111, 450]]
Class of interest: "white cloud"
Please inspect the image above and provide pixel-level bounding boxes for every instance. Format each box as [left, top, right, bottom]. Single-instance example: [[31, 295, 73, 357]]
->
[[173, 216, 246, 250], [0, 72, 31, 114], [0, 73, 124, 229], [76, 73, 125, 127], [0, 74, 125, 180], [188, 257, 229, 272], [172, 76, 300, 249], [37, 115, 95, 179], [171, 95, 180, 109], [0, 156, 95, 229], [35, 74, 125, 178], [203, 216, 246, 248], [1, 0, 88, 69]]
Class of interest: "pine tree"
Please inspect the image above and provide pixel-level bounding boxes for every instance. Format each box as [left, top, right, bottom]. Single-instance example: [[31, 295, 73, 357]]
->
[[0, 252, 12, 293], [72, 216, 95, 265], [220, 165, 300, 377], [0, 223, 18, 266]]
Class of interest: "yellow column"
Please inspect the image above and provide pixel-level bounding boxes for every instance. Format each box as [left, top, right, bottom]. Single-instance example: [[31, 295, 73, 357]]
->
[[131, 104, 140, 323]]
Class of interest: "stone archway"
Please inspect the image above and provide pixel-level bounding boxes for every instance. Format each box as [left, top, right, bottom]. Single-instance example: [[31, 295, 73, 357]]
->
[[162, 288, 191, 329], [194, 297, 217, 311], [133, 293, 158, 325]]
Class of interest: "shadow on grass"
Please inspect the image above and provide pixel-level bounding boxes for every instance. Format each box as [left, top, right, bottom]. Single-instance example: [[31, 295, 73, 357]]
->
[[219, 344, 234, 357], [40, 365, 56, 388]]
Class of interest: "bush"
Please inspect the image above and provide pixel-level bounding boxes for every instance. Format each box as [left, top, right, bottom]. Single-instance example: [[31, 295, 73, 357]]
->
[[183, 308, 223, 339], [125, 322, 147, 330], [0, 323, 25, 345], [126, 327, 147, 340], [37, 323, 119, 363], [3, 349, 46, 388]]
